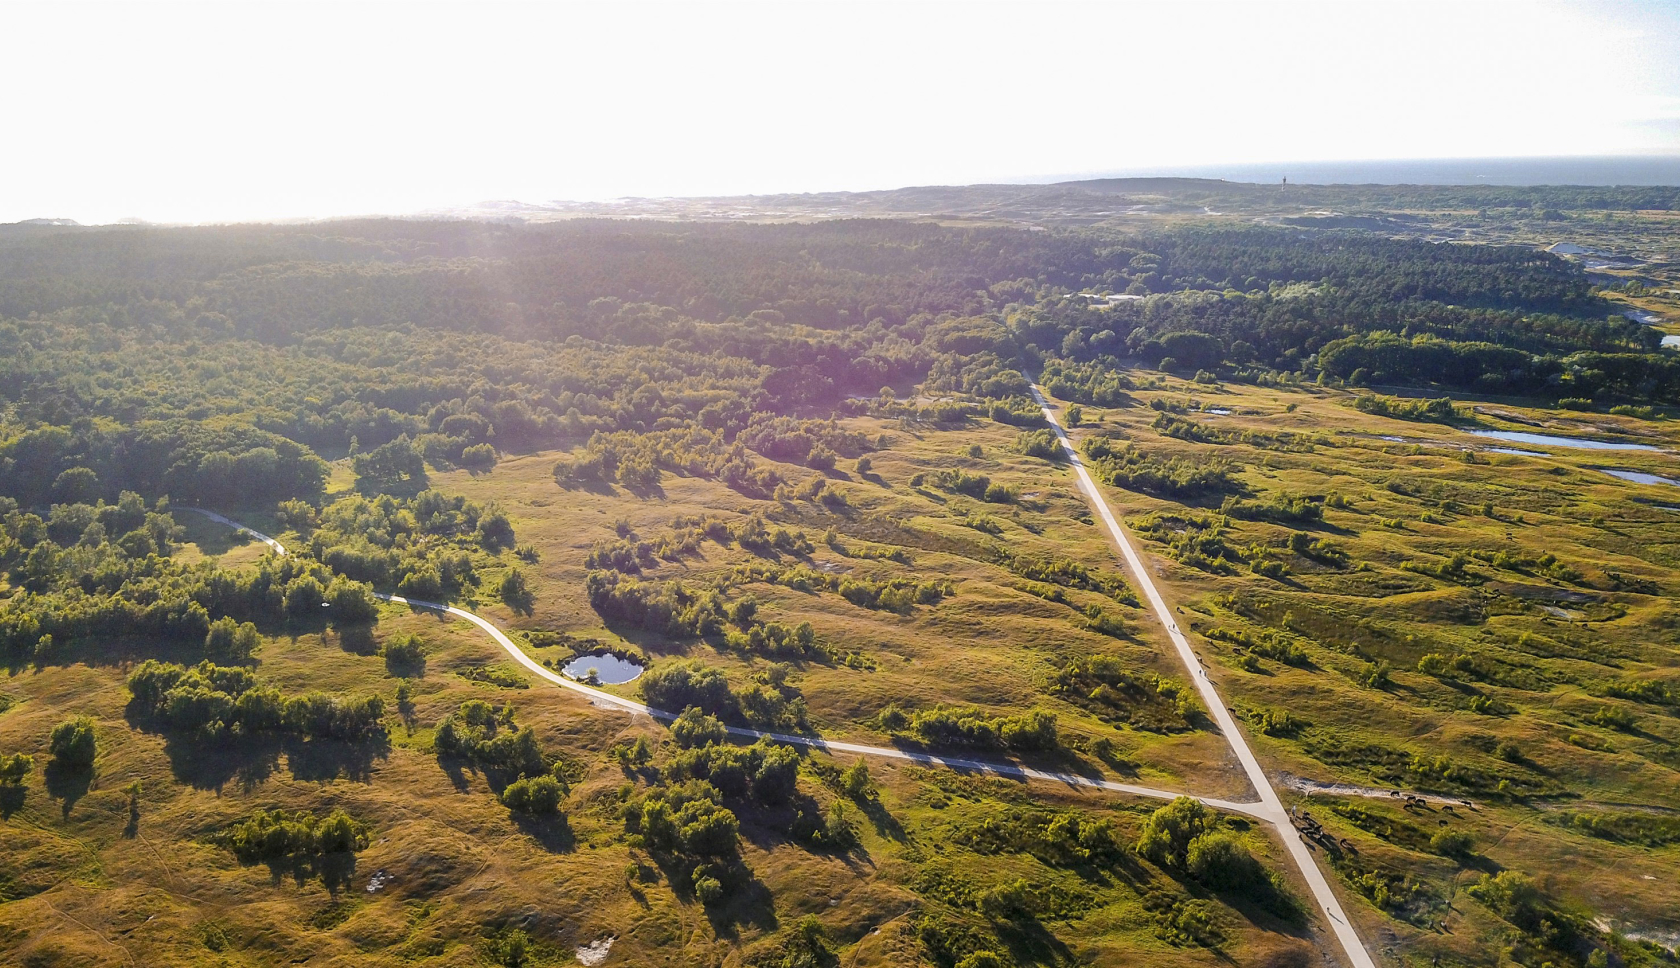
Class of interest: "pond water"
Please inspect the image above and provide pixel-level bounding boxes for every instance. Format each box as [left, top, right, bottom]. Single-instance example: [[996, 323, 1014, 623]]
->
[[1487, 446, 1548, 456], [1206, 408, 1232, 415], [1665, 335, 1680, 349], [1600, 469, 1680, 488], [562, 653, 645, 684], [1468, 430, 1662, 452]]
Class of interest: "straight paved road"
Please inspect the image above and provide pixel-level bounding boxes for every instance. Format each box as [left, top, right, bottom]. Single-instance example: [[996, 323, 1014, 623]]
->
[[1030, 384, 1377, 968]]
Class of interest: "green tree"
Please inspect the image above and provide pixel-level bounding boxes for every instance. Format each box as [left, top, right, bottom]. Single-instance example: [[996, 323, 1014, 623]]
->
[[670, 707, 727, 748], [1136, 796, 1212, 868], [48, 716, 98, 770], [0, 753, 34, 784]]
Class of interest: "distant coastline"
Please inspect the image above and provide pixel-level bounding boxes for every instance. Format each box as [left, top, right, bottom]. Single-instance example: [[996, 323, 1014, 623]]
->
[[1064, 155, 1680, 188]]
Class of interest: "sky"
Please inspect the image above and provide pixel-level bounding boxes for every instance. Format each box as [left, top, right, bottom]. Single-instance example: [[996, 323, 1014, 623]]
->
[[3, 0, 1679, 224]]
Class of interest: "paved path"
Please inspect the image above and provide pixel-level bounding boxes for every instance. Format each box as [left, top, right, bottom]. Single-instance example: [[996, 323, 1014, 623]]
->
[[1030, 384, 1377, 968], [193, 513, 1263, 819]]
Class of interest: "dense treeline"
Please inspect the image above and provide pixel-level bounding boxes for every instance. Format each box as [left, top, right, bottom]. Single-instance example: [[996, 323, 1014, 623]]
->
[[3, 217, 1673, 527], [0, 496, 380, 664], [127, 659, 386, 741]]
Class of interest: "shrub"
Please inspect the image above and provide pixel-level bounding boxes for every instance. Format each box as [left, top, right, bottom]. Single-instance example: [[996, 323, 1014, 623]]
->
[[641, 662, 736, 718], [1466, 871, 1545, 929], [1354, 393, 1460, 422], [204, 616, 261, 663], [219, 808, 368, 863], [48, 716, 97, 769], [1587, 705, 1638, 732], [1136, 797, 1213, 868], [460, 443, 497, 470], [381, 633, 427, 674], [434, 700, 549, 777], [499, 567, 532, 608], [694, 874, 725, 905], [1430, 829, 1475, 858], [501, 775, 565, 814], [0, 752, 33, 784], [1185, 831, 1262, 889], [1017, 429, 1061, 460], [806, 444, 838, 471], [841, 758, 874, 800], [670, 707, 728, 748]]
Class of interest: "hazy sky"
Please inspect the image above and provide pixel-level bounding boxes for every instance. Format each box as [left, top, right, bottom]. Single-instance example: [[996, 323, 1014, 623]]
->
[[4, 0, 1678, 224]]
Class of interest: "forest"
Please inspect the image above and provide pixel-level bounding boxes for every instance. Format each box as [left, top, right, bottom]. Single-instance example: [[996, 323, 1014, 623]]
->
[[1, 218, 1669, 518]]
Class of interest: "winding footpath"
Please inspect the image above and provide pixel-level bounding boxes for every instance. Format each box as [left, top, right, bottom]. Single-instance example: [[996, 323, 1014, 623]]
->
[[182, 508, 1260, 820], [190, 409, 1378, 968], [1030, 385, 1377, 968]]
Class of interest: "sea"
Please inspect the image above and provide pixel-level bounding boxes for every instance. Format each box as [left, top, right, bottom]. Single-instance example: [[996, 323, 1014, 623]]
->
[[1056, 156, 1680, 188]]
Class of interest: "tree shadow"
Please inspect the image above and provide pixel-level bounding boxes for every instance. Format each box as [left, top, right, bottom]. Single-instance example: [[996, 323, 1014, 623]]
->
[[284, 735, 391, 784], [43, 762, 93, 818], [621, 480, 668, 501], [501, 587, 536, 617], [335, 624, 380, 656], [122, 796, 140, 839], [511, 812, 576, 853], [157, 733, 283, 793], [993, 915, 1078, 967], [701, 863, 777, 938], [0, 784, 26, 819], [260, 851, 358, 897], [435, 754, 475, 793]]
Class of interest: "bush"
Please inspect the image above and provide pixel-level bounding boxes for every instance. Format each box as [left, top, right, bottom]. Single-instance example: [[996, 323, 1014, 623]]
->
[[204, 616, 261, 663], [1466, 870, 1545, 929], [1587, 705, 1638, 732], [460, 443, 498, 470], [381, 633, 427, 674], [434, 700, 549, 777], [1136, 797, 1213, 868], [219, 807, 368, 862], [1017, 429, 1061, 460], [48, 716, 97, 769], [0, 752, 33, 784], [670, 707, 728, 748], [1353, 393, 1460, 422], [498, 567, 532, 608], [1185, 831, 1262, 889], [641, 662, 736, 718], [806, 443, 838, 471], [694, 875, 725, 905], [1430, 829, 1474, 858], [501, 775, 565, 814]]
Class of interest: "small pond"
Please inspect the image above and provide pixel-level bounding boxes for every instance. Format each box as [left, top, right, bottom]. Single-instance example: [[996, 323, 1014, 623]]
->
[[1664, 335, 1680, 349], [1600, 469, 1680, 488], [1468, 430, 1661, 452], [562, 653, 645, 684], [1487, 446, 1548, 456]]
